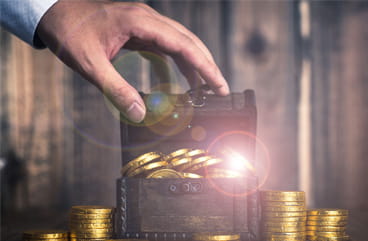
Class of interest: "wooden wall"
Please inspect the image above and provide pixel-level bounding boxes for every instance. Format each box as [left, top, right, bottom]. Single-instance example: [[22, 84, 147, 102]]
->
[[1, 0, 368, 229], [310, 1, 368, 209]]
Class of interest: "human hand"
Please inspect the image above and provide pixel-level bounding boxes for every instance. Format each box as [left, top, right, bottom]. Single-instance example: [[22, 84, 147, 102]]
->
[[37, 0, 229, 123]]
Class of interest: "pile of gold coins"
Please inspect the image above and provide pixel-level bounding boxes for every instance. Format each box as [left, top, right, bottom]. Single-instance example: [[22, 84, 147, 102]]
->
[[307, 209, 350, 241], [69, 206, 115, 241], [22, 230, 68, 241], [121, 149, 243, 178], [260, 190, 307, 241], [193, 233, 241, 241]]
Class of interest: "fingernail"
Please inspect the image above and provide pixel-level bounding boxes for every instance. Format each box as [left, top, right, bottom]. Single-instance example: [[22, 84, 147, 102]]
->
[[126, 101, 145, 123], [218, 74, 230, 95]]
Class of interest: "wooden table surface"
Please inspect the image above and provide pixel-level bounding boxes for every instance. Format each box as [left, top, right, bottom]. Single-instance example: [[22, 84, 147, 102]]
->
[[2, 209, 367, 241]]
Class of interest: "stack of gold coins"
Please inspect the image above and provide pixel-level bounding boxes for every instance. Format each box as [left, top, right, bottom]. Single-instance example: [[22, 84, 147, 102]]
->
[[69, 205, 114, 241], [260, 190, 307, 241], [121, 149, 244, 178], [23, 230, 68, 241], [193, 233, 241, 241], [307, 209, 350, 241]]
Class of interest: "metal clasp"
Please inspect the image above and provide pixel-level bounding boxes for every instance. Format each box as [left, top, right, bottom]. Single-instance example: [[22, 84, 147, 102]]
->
[[185, 84, 210, 108], [169, 181, 203, 194]]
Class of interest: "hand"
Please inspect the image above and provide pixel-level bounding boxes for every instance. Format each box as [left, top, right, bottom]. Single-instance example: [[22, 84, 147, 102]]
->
[[37, 0, 229, 122]]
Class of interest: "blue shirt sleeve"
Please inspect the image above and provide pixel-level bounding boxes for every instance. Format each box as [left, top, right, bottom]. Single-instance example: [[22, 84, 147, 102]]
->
[[0, 0, 58, 48]]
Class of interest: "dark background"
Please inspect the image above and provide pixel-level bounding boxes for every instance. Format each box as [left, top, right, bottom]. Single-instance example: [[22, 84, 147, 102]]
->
[[1, 0, 367, 240]]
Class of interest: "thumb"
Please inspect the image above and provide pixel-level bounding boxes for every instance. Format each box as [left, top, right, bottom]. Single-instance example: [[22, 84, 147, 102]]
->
[[91, 57, 146, 123]]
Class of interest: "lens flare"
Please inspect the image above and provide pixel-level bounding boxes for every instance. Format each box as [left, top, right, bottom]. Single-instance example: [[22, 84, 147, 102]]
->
[[221, 148, 255, 173], [206, 130, 271, 197]]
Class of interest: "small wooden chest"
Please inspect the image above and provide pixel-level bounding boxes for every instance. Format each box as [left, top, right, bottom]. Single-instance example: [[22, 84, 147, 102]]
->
[[117, 90, 260, 241]]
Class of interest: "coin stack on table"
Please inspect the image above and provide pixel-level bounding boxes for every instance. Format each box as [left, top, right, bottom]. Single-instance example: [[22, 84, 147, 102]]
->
[[307, 209, 350, 241], [69, 205, 115, 241], [22, 230, 69, 241], [121, 149, 245, 178], [193, 233, 241, 241], [260, 190, 307, 241]]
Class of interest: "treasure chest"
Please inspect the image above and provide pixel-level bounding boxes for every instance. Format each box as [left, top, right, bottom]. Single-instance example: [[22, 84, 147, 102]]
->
[[116, 88, 260, 241]]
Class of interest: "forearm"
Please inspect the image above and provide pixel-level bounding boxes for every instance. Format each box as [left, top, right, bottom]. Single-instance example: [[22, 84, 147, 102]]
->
[[0, 0, 58, 48]]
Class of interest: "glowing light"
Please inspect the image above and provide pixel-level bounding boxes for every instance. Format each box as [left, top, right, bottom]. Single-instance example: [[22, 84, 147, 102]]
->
[[172, 112, 179, 119], [206, 130, 271, 197], [222, 148, 255, 173]]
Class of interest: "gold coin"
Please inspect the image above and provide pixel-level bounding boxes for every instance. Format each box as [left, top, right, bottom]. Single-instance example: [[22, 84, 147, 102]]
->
[[70, 227, 113, 233], [307, 209, 348, 216], [206, 168, 243, 178], [263, 211, 307, 218], [262, 237, 306, 241], [164, 149, 191, 162], [127, 161, 168, 177], [307, 220, 347, 226], [263, 216, 307, 222], [307, 226, 346, 232], [263, 221, 306, 227], [169, 157, 192, 170], [69, 218, 112, 224], [121, 152, 163, 176], [186, 149, 207, 158], [146, 168, 184, 178], [188, 157, 223, 172], [70, 232, 112, 238], [192, 233, 240, 241], [307, 230, 316, 235], [262, 201, 306, 206], [179, 156, 212, 172], [23, 230, 68, 239], [70, 239, 106, 241], [262, 232, 306, 239], [307, 236, 318, 241], [260, 190, 305, 201], [315, 231, 347, 237], [70, 222, 112, 229], [262, 231, 306, 236], [23, 239, 69, 241], [316, 236, 350, 241], [262, 226, 306, 232], [70, 228, 113, 234], [71, 206, 114, 214], [181, 172, 203, 178], [263, 206, 306, 212], [308, 216, 348, 222], [70, 213, 113, 219]]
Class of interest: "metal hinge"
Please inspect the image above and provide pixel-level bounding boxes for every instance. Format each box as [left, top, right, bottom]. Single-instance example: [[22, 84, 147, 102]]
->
[[176, 84, 210, 108]]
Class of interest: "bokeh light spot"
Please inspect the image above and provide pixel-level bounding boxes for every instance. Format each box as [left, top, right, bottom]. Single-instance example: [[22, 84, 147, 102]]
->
[[191, 125, 207, 142]]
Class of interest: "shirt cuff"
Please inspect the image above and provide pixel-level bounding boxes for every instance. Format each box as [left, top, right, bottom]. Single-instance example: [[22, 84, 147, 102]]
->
[[0, 0, 58, 48]]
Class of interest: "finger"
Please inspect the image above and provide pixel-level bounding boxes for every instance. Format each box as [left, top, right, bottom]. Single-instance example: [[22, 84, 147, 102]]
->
[[139, 11, 216, 88], [132, 3, 215, 63], [123, 42, 175, 87], [79, 47, 146, 123], [160, 15, 215, 63], [125, 39, 205, 91], [124, 37, 205, 90], [130, 15, 229, 96], [173, 57, 205, 89]]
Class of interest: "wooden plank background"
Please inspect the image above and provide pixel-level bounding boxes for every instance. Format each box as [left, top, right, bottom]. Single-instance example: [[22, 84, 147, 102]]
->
[[310, 1, 368, 209], [1, 1, 368, 240]]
